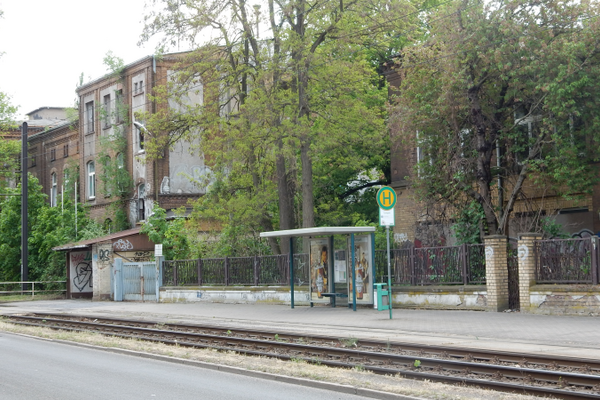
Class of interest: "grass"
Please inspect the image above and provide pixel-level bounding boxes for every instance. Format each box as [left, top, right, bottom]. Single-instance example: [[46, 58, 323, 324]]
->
[[0, 294, 65, 303]]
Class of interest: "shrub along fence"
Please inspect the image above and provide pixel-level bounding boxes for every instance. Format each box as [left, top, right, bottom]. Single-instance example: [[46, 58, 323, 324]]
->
[[163, 244, 487, 287]]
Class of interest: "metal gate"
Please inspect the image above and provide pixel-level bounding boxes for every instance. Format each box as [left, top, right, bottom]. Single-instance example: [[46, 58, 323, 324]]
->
[[112, 259, 157, 302], [507, 240, 520, 310]]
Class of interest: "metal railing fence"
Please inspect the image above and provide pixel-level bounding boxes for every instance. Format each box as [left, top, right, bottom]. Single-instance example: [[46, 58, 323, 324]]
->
[[0, 281, 67, 298], [534, 237, 599, 284], [164, 245, 486, 287], [163, 254, 309, 286]]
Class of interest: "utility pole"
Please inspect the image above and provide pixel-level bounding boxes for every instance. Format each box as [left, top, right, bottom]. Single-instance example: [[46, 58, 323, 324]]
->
[[21, 122, 28, 290]]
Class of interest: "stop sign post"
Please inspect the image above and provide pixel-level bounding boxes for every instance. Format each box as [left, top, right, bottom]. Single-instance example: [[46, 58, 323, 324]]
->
[[376, 186, 396, 319]]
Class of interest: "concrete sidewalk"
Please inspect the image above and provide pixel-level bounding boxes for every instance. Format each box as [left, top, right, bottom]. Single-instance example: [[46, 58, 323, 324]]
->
[[1, 299, 598, 361]]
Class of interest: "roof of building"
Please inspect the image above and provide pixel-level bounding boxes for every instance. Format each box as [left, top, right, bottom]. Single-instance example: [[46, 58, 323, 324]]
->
[[27, 119, 77, 140], [76, 50, 192, 92], [53, 227, 144, 251], [25, 106, 69, 116]]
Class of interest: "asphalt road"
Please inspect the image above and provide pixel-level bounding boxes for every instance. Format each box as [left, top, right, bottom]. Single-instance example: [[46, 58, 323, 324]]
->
[[0, 333, 366, 400]]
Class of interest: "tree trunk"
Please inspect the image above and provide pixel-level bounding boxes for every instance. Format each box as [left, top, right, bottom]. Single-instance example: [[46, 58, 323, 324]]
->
[[468, 84, 498, 235]]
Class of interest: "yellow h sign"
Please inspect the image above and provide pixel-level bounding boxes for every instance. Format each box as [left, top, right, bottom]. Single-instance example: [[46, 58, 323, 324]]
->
[[376, 187, 396, 210]]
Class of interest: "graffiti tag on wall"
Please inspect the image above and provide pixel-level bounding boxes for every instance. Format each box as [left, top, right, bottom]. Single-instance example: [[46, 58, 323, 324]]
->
[[99, 249, 111, 261], [70, 251, 92, 293], [113, 239, 134, 251]]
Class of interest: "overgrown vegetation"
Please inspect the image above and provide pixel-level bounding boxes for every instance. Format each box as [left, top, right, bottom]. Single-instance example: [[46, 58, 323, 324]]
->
[[0, 174, 100, 282]]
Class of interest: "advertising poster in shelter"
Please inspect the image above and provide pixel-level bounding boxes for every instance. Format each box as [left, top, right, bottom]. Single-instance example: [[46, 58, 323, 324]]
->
[[310, 238, 330, 303], [347, 235, 373, 304], [69, 250, 92, 294]]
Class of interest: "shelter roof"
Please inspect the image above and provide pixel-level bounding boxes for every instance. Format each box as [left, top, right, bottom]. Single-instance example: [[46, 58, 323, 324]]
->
[[53, 227, 143, 251], [260, 226, 375, 239]]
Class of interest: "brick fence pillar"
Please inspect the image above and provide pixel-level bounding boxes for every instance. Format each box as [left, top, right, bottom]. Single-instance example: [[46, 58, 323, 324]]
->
[[517, 233, 542, 312], [484, 235, 508, 312]]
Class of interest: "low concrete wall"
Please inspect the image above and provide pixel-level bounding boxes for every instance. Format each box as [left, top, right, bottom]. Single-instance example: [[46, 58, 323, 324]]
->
[[160, 286, 312, 305], [527, 285, 600, 316], [391, 286, 487, 310], [160, 285, 487, 310]]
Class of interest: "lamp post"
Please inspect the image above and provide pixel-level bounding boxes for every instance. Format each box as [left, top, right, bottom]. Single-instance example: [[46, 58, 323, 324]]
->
[[21, 122, 28, 290]]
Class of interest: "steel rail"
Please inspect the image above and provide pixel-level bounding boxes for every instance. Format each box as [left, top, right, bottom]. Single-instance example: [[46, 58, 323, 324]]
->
[[20, 312, 600, 372], [4, 314, 600, 399]]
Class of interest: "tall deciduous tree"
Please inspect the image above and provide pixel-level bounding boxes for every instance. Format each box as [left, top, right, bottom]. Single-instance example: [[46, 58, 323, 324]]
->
[[391, 0, 600, 238], [140, 0, 413, 253]]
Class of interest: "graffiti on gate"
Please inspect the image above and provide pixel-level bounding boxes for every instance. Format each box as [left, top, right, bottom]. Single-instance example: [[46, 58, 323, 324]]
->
[[70, 251, 92, 293]]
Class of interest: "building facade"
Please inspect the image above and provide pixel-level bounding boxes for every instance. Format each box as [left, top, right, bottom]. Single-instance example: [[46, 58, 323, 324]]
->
[[75, 52, 210, 229]]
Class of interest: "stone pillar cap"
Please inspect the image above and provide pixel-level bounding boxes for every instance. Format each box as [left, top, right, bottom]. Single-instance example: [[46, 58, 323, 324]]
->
[[518, 233, 542, 239], [483, 235, 507, 240]]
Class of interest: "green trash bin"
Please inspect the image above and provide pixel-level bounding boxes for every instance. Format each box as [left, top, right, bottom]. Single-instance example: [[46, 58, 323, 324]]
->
[[374, 283, 390, 311]]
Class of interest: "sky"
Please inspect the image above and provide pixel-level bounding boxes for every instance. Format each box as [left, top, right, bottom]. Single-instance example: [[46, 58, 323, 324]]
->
[[0, 0, 164, 120]]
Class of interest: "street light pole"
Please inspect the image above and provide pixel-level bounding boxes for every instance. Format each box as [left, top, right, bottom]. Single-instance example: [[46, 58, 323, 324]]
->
[[21, 123, 28, 289]]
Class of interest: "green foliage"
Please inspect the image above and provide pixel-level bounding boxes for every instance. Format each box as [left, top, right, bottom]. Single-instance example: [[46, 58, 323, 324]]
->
[[140, 0, 415, 254], [0, 174, 97, 282], [453, 201, 484, 245], [0, 91, 18, 132], [140, 205, 190, 260], [540, 217, 569, 239], [97, 133, 133, 199], [103, 51, 125, 76], [392, 0, 600, 238]]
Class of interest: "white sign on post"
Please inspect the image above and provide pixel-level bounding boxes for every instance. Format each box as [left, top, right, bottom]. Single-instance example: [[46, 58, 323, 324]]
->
[[379, 208, 395, 227], [155, 244, 163, 257]]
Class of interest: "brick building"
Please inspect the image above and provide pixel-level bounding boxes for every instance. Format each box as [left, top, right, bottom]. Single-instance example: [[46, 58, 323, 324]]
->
[[384, 65, 597, 246], [75, 52, 211, 229], [27, 119, 79, 206]]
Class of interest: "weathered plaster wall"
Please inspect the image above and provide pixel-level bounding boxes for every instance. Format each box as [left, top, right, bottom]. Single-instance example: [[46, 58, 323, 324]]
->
[[527, 285, 600, 316], [391, 286, 487, 310], [92, 243, 113, 301], [160, 287, 311, 305], [159, 285, 487, 310]]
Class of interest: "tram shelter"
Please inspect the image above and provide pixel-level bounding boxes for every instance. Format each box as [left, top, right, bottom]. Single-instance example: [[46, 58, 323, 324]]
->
[[260, 227, 376, 311]]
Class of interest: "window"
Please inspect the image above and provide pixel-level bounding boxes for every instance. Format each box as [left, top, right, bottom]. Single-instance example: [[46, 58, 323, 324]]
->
[[50, 148, 56, 162], [138, 184, 146, 221], [50, 173, 57, 207], [63, 144, 69, 158], [87, 161, 96, 199], [103, 94, 111, 128], [85, 101, 94, 134], [134, 80, 144, 95], [514, 106, 542, 165], [134, 122, 145, 151], [116, 152, 124, 169], [115, 90, 124, 124], [31, 155, 36, 167], [103, 156, 111, 197]]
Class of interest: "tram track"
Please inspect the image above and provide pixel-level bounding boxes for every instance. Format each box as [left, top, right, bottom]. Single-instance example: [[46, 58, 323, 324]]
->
[[4, 313, 600, 399]]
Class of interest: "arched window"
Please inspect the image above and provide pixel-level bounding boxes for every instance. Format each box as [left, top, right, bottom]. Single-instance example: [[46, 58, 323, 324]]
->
[[87, 161, 96, 199], [50, 173, 57, 207]]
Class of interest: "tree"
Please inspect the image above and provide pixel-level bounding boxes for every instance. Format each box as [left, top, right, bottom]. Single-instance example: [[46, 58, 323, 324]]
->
[[140, 0, 413, 252], [391, 0, 600, 239], [140, 205, 190, 260], [0, 174, 98, 281]]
